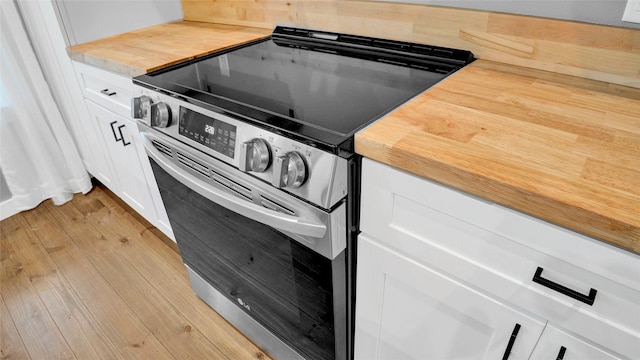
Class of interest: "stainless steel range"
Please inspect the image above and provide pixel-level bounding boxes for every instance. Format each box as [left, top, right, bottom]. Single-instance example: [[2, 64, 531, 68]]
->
[[133, 26, 473, 360]]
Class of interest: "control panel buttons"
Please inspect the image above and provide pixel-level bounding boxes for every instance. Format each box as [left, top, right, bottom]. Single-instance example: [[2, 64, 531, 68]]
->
[[272, 152, 307, 189], [239, 138, 271, 173]]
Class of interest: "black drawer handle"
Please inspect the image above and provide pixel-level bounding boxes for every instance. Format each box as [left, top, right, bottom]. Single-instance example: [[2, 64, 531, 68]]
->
[[109, 121, 130, 147], [101, 88, 116, 96], [501, 323, 521, 360], [556, 346, 567, 360], [532, 267, 597, 306], [117, 124, 130, 146]]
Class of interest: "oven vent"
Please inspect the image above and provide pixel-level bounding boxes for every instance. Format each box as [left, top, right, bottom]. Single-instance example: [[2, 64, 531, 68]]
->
[[152, 140, 173, 158], [210, 169, 253, 201], [176, 151, 211, 179]]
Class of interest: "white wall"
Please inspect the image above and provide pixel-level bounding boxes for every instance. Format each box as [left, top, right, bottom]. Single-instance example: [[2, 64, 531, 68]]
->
[[54, 0, 184, 46]]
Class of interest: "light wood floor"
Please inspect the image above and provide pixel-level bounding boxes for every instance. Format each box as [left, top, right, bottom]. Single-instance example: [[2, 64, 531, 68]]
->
[[1, 183, 272, 360]]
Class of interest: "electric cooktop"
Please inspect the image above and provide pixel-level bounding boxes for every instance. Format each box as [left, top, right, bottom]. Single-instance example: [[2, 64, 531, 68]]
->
[[135, 26, 475, 154]]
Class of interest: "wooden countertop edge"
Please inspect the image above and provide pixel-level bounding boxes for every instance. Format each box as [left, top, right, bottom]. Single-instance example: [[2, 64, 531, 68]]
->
[[355, 136, 640, 253], [356, 59, 640, 253], [66, 21, 272, 77], [66, 41, 268, 77], [67, 50, 156, 77]]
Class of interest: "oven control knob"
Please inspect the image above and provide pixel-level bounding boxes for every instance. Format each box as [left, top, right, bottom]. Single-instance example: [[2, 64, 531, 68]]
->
[[272, 152, 307, 189], [150, 102, 172, 128], [131, 95, 152, 121], [239, 138, 271, 173]]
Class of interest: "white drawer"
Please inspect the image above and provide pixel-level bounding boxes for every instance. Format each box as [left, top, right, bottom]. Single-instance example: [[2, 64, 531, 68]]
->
[[73, 61, 132, 118], [360, 159, 640, 359]]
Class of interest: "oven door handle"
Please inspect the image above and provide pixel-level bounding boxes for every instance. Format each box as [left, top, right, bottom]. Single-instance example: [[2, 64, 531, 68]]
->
[[144, 136, 327, 238]]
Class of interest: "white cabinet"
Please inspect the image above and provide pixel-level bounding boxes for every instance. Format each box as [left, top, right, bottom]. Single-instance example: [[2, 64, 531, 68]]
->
[[357, 234, 546, 360], [355, 158, 639, 360], [73, 61, 174, 241], [85, 101, 153, 213]]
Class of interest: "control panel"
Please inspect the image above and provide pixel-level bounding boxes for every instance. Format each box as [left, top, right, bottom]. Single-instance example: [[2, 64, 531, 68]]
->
[[179, 107, 237, 159], [132, 86, 348, 208]]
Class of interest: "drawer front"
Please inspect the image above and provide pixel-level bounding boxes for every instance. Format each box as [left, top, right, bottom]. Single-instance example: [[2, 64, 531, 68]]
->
[[74, 61, 132, 118], [360, 159, 640, 359]]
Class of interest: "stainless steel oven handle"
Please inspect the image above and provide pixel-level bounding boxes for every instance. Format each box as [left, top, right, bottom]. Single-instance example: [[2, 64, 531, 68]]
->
[[144, 137, 327, 238]]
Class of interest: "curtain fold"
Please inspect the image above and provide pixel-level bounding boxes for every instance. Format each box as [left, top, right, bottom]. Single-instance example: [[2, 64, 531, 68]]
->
[[0, 0, 92, 216]]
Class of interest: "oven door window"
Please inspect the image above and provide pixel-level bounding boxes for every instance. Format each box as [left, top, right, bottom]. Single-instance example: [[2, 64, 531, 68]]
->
[[150, 158, 338, 360]]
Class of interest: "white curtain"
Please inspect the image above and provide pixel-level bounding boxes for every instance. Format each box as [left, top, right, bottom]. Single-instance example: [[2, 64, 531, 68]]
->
[[0, 0, 92, 218]]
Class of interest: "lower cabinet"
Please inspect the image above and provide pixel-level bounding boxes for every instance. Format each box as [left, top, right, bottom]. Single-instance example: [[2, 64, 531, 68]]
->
[[73, 61, 174, 241], [356, 234, 622, 360], [86, 101, 155, 218], [354, 158, 638, 360], [356, 234, 545, 360]]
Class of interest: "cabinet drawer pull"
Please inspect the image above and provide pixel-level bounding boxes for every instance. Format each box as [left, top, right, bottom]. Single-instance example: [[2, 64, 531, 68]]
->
[[501, 323, 521, 360], [109, 121, 131, 147], [532, 267, 597, 306], [117, 124, 131, 146], [556, 346, 567, 360], [101, 88, 116, 96]]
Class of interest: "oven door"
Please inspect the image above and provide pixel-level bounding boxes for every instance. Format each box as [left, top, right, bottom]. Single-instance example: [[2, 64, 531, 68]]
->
[[140, 125, 347, 360]]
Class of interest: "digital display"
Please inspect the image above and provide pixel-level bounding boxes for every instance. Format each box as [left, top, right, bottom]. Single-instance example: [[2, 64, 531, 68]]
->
[[179, 107, 237, 158]]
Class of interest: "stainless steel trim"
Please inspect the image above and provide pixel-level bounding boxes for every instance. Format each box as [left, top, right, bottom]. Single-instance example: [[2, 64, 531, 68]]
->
[[140, 124, 347, 259], [185, 265, 306, 360], [144, 131, 326, 238]]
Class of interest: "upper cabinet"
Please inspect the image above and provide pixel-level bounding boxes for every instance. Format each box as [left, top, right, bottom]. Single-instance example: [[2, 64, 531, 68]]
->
[[53, 0, 183, 46]]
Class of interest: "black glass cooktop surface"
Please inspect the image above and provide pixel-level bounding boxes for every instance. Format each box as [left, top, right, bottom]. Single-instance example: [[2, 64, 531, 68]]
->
[[136, 27, 474, 153]]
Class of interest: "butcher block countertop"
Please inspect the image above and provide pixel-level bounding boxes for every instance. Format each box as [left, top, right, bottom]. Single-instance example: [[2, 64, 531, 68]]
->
[[355, 60, 640, 253], [67, 22, 639, 253], [67, 21, 271, 77]]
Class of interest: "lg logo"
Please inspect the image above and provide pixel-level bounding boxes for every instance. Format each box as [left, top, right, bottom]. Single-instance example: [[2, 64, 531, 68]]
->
[[237, 297, 251, 311]]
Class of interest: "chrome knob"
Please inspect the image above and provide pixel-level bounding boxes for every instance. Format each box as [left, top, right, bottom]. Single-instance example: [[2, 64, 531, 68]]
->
[[131, 95, 152, 121], [239, 138, 271, 173], [272, 152, 307, 189], [150, 102, 172, 128]]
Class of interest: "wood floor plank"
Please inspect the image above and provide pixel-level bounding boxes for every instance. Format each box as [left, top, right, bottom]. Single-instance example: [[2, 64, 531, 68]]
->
[[14, 202, 174, 360], [62, 186, 271, 360], [41, 198, 231, 360], [1, 293, 31, 360], [0, 215, 75, 360], [2, 210, 103, 360], [18, 203, 124, 360], [1, 184, 274, 360], [95, 187, 273, 360]]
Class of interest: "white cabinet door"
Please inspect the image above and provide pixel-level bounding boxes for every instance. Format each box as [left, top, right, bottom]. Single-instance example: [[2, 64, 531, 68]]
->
[[355, 234, 547, 360], [86, 100, 156, 218], [83, 105, 118, 192], [530, 324, 622, 360]]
